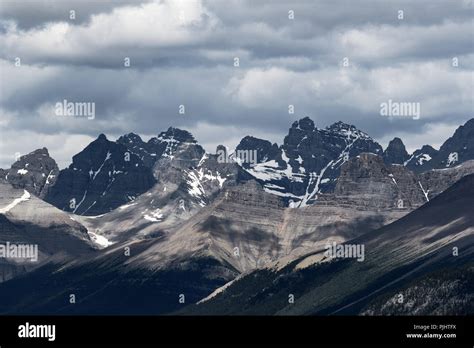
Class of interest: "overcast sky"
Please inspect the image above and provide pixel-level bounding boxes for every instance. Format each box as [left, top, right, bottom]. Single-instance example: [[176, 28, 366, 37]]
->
[[0, 0, 473, 168]]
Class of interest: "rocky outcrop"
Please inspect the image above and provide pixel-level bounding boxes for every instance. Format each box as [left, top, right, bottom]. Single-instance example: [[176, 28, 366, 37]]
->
[[117, 127, 200, 169], [235, 136, 280, 167], [2, 148, 59, 199], [326, 153, 426, 210], [383, 137, 409, 165]]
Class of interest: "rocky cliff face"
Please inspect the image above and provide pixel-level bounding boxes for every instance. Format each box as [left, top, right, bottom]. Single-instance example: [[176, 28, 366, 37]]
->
[[2, 148, 59, 199], [45, 134, 156, 215], [327, 153, 426, 210]]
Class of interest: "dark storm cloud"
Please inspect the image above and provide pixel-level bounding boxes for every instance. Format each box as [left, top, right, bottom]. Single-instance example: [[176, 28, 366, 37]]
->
[[0, 0, 152, 29], [0, 0, 473, 168]]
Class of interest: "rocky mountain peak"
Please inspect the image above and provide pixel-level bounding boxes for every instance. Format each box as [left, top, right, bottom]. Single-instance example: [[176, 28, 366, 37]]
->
[[45, 135, 156, 215], [235, 117, 384, 206], [159, 127, 197, 144], [34, 147, 50, 156], [118, 132, 143, 144], [419, 144, 436, 153], [437, 118, 474, 167], [117, 132, 157, 167], [407, 118, 474, 172], [404, 145, 438, 172], [291, 117, 315, 131], [383, 137, 409, 165], [235, 136, 279, 167], [325, 121, 373, 141], [326, 120, 354, 132], [216, 144, 227, 153], [3, 147, 59, 198]]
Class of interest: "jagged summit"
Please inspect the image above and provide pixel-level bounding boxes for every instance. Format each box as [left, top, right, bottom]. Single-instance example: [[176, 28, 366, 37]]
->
[[118, 132, 143, 144], [2, 147, 59, 199], [45, 134, 156, 215], [97, 133, 108, 141], [33, 147, 50, 155], [291, 117, 315, 131], [406, 118, 474, 172], [157, 127, 197, 144], [419, 144, 437, 153], [383, 137, 409, 165], [326, 120, 356, 131], [404, 144, 438, 172], [325, 120, 373, 141], [237, 117, 384, 206]]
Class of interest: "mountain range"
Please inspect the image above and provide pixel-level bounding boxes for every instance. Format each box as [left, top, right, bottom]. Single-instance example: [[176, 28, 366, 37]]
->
[[0, 117, 472, 315]]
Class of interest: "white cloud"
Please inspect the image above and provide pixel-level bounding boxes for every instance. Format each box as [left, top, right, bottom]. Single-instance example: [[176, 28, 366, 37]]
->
[[223, 60, 472, 121], [0, 0, 218, 63], [0, 129, 95, 169]]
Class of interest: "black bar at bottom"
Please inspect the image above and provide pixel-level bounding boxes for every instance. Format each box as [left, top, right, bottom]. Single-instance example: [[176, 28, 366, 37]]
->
[[0, 316, 472, 346]]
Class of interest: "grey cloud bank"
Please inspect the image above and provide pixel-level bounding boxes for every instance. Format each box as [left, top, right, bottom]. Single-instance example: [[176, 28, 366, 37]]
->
[[0, 0, 472, 168]]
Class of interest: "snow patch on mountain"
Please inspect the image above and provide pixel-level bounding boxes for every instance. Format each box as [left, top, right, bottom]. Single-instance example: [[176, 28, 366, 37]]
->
[[143, 208, 164, 222], [87, 231, 114, 249], [417, 154, 432, 165], [186, 170, 206, 202], [185, 168, 228, 206], [447, 152, 459, 167], [418, 181, 430, 202], [245, 157, 305, 184]]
